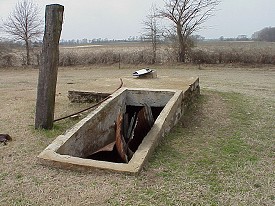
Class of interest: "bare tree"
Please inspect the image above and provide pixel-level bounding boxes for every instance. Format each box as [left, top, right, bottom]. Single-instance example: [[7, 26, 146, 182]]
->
[[160, 0, 220, 62], [2, 0, 43, 65], [143, 5, 161, 64]]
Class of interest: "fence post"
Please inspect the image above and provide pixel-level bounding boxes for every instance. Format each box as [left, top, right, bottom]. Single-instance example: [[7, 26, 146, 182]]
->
[[35, 4, 64, 129]]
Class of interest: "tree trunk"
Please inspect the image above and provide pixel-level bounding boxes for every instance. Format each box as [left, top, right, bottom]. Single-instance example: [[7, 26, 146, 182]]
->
[[152, 38, 157, 64], [25, 40, 30, 65], [35, 4, 64, 129], [177, 24, 186, 63]]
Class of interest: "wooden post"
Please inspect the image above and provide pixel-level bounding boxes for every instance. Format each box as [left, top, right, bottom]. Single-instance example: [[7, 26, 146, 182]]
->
[[35, 4, 64, 129]]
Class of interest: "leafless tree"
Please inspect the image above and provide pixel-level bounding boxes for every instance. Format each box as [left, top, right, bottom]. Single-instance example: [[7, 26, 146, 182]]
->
[[2, 0, 43, 65], [160, 0, 220, 62], [143, 5, 161, 64]]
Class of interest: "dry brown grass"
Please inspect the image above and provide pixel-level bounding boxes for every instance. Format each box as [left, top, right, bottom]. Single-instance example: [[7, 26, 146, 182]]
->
[[191, 41, 275, 64], [59, 41, 275, 65], [0, 65, 275, 205], [2, 41, 275, 67]]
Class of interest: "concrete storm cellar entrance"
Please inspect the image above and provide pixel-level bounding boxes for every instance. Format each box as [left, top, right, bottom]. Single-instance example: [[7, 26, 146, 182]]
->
[[38, 79, 200, 174]]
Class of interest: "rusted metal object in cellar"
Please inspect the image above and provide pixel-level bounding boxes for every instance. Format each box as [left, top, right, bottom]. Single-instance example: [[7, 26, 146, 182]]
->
[[115, 113, 129, 163], [128, 104, 154, 152], [114, 104, 155, 163]]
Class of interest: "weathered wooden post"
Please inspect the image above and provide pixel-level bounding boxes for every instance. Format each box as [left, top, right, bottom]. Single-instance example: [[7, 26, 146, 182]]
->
[[35, 4, 64, 129]]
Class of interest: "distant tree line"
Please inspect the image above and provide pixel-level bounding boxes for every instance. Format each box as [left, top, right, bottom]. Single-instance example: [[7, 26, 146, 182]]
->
[[219, 35, 250, 42], [252, 27, 275, 42], [219, 27, 275, 42], [59, 36, 147, 46]]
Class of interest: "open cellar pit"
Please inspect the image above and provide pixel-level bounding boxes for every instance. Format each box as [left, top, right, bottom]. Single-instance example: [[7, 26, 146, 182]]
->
[[38, 78, 199, 174]]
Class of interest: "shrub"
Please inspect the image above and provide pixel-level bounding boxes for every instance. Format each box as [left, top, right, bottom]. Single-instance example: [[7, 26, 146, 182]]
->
[[0, 53, 17, 67], [59, 52, 80, 66], [189, 45, 275, 65]]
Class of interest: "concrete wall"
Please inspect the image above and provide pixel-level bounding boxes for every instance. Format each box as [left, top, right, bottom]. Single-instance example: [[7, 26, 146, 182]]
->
[[57, 89, 175, 158], [126, 90, 174, 107], [57, 89, 127, 157]]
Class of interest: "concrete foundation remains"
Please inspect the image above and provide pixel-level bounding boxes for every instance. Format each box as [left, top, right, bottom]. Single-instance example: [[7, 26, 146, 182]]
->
[[38, 78, 200, 174]]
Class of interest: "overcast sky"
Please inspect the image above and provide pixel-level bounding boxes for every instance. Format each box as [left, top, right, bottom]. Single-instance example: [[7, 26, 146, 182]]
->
[[1, 0, 275, 40]]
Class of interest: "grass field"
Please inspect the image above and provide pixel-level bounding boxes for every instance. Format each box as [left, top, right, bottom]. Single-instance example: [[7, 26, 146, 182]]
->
[[0, 65, 275, 205]]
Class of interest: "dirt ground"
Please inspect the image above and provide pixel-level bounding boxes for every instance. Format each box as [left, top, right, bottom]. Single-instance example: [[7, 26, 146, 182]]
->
[[1, 65, 274, 129], [0, 65, 274, 205]]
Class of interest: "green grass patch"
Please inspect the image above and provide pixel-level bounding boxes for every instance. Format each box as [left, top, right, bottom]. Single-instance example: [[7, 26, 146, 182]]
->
[[108, 91, 275, 205], [32, 118, 80, 139]]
